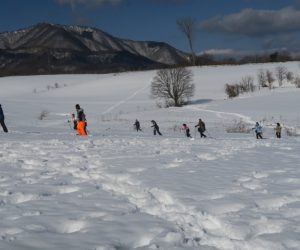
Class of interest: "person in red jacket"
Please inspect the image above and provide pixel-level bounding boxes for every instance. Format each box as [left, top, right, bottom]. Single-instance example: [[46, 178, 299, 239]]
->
[[182, 123, 191, 138]]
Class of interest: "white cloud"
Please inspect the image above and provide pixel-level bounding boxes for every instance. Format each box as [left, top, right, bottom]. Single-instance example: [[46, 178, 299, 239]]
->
[[56, 0, 122, 8], [200, 7, 300, 37]]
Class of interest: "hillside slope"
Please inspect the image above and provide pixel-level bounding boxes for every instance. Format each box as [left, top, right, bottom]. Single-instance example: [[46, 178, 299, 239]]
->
[[0, 62, 299, 250]]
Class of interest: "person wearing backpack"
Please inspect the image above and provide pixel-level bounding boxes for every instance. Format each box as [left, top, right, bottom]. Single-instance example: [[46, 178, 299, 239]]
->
[[0, 104, 8, 133], [195, 118, 206, 138]]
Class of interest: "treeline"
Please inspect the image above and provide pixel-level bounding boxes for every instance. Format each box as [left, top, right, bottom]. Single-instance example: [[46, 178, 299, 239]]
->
[[179, 51, 298, 67]]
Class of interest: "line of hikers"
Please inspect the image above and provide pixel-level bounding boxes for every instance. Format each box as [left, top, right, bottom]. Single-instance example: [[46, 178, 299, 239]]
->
[[0, 104, 284, 140], [135, 118, 283, 140]]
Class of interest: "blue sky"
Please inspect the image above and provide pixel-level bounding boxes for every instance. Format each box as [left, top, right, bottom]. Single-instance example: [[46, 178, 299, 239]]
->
[[1, 0, 300, 53]]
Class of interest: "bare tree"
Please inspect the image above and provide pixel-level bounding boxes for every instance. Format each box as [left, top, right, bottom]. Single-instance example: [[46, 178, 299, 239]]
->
[[177, 18, 197, 65], [275, 66, 287, 87], [151, 67, 195, 107], [257, 69, 267, 88], [266, 70, 275, 89], [240, 76, 255, 93], [293, 75, 300, 88], [285, 71, 294, 83]]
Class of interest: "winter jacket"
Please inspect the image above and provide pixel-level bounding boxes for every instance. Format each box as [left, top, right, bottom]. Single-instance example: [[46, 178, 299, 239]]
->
[[254, 124, 262, 134], [76, 108, 86, 122], [134, 120, 140, 127], [151, 121, 159, 130], [195, 120, 206, 132], [0, 105, 4, 120], [275, 125, 282, 133]]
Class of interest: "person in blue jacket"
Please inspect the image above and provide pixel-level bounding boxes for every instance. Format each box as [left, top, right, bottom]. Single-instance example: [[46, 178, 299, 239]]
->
[[0, 104, 8, 133], [253, 122, 263, 139]]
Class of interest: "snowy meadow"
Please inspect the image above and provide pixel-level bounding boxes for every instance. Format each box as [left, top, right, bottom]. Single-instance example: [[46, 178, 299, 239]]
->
[[0, 62, 300, 250]]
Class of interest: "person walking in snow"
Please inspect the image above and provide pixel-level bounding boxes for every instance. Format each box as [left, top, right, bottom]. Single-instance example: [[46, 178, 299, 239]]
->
[[75, 104, 87, 136], [0, 104, 8, 133], [182, 123, 191, 138], [253, 122, 263, 139], [134, 119, 142, 132], [151, 120, 162, 136], [195, 118, 206, 138], [275, 123, 282, 138]]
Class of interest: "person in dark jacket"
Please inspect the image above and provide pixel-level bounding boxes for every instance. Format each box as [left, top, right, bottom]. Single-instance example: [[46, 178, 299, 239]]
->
[[75, 104, 86, 122], [195, 118, 206, 138], [134, 119, 142, 132], [75, 104, 87, 136], [275, 123, 282, 138], [0, 104, 8, 133], [182, 123, 192, 138], [151, 120, 162, 136]]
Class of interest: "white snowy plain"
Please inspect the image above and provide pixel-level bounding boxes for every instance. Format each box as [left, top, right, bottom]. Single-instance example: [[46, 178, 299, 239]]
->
[[0, 62, 300, 250]]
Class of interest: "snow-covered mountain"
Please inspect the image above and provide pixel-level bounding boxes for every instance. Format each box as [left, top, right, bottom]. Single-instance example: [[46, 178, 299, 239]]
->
[[0, 23, 188, 76]]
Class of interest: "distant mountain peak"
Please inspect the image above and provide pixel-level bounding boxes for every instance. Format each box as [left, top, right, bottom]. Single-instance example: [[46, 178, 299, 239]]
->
[[0, 23, 188, 76]]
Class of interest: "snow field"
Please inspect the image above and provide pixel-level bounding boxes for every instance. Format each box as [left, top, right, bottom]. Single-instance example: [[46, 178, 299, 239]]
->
[[0, 61, 300, 249], [0, 134, 299, 249]]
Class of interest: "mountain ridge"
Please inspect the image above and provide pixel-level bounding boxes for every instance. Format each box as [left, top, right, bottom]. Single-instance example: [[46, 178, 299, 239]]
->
[[0, 23, 188, 76]]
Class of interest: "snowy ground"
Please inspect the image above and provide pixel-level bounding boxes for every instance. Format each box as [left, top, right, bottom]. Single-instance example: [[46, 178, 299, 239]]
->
[[0, 62, 300, 250]]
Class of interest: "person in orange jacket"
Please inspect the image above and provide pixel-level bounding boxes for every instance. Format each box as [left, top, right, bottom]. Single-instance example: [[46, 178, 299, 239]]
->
[[75, 104, 87, 136]]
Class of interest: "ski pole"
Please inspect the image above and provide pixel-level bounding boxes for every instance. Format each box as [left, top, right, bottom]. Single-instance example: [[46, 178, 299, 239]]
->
[[206, 130, 215, 139], [66, 115, 73, 131]]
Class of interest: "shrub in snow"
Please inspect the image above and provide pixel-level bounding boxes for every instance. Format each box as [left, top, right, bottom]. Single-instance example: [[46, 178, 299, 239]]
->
[[225, 119, 251, 134], [293, 76, 300, 88], [285, 71, 294, 83], [38, 110, 49, 120], [239, 76, 255, 93], [225, 76, 256, 98], [285, 127, 300, 137], [225, 83, 239, 98]]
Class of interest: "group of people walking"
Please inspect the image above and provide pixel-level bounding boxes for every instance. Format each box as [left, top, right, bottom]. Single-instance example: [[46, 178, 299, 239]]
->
[[0, 103, 285, 140], [71, 104, 88, 136], [134, 118, 207, 138], [253, 122, 282, 139]]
